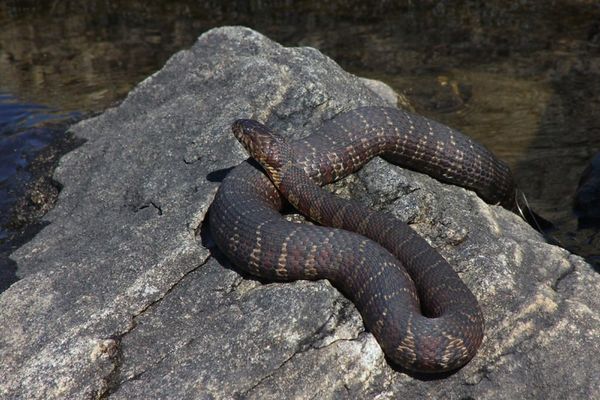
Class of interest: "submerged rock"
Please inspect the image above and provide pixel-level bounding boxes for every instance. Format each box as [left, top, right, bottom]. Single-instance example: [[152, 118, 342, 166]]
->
[[0, 27, 598, 399]]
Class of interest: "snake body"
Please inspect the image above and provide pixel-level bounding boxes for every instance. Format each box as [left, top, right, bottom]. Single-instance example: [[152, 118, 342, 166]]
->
[[209, 107, 516, 372]]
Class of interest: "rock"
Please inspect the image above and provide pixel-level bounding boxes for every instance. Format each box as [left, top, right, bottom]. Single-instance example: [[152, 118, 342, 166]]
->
[[1, 26, 598, 399], [357, 77, 413, 110]]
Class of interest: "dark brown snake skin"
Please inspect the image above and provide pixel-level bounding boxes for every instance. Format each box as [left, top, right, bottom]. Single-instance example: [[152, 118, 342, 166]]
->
[[208, 106, 516, 372]]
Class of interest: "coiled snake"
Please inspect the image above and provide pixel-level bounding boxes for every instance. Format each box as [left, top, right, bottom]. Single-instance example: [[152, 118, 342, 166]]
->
[[208, 107, 516, 372]]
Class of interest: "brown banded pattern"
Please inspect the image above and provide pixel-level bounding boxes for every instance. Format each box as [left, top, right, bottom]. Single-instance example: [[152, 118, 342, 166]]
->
[[211, 107, 517, 372]]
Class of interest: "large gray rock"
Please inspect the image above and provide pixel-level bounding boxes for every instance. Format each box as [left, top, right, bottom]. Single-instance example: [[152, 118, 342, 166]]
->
[[1, 27, 598, 399]]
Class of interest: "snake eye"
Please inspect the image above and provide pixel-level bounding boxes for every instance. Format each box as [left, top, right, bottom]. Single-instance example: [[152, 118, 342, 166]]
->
[[231, 119, 293, 170]]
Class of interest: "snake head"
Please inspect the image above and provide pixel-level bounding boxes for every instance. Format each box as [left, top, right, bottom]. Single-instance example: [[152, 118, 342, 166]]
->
[[232, 119, 293, 186]]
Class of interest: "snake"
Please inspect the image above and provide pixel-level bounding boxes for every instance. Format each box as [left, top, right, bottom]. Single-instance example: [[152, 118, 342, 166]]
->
[[208, 106, 516, 372]]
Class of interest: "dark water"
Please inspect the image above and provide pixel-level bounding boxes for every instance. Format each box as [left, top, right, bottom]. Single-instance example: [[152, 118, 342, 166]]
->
[[0, 94, 79, 230], [1, 1, 599, 286]]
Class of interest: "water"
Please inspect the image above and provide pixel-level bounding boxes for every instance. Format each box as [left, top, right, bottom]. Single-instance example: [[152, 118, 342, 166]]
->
[[0, 93, 78, 234], [1, 1, 599, 287]]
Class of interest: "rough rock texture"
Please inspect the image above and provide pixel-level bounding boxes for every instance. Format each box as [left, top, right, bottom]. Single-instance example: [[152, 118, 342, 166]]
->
[[1, 27, 598, 399]]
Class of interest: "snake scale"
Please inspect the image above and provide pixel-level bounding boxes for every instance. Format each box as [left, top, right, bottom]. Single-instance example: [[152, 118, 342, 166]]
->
[[208, 106, 516, 372]]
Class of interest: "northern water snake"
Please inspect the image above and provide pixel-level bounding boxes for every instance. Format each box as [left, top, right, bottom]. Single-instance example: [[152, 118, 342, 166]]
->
[[208, 106, 516, 372]]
